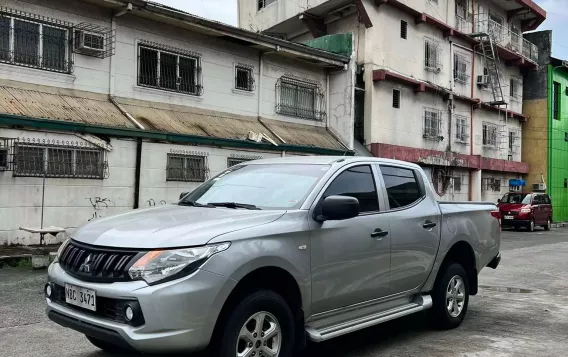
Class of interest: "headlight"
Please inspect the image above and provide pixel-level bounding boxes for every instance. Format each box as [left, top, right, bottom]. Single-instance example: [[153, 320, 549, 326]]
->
[[521, 208, 532, 213], [128, 243, 230, 285], [53, 238, 71, 263]]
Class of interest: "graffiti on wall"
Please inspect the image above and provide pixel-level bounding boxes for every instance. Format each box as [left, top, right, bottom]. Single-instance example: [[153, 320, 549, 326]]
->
[[87, 197, 115, 221], [146, 199, 167, 207]]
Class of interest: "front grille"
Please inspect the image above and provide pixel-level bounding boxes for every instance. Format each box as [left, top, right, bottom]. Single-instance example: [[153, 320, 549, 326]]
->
[[59, 240, 142, 283], [50, 284, 145, 327], [501, 210, 519, 216]]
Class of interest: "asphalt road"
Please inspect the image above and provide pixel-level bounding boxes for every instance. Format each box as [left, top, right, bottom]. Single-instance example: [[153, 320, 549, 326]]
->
[[1, 228, 567, 357]]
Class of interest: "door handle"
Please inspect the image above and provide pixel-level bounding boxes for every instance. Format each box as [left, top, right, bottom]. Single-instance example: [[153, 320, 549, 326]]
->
[[371, 229, 389, 238], [423, 221, 437, 230]]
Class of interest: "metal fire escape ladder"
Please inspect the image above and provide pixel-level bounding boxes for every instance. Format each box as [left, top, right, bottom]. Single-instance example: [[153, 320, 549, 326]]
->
[[471, 33, 506, 106]]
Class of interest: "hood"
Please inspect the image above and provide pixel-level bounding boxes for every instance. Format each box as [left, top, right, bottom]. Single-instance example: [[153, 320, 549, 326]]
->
[[498, 203, 525, 211], [72, 205, 286, 249]]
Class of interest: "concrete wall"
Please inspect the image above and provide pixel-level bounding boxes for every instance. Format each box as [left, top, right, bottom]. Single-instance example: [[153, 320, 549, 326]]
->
[[522, 98, 548, 189]]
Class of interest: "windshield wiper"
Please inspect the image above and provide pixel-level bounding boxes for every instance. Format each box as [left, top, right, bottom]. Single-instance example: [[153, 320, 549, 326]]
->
[[178, 200, 216, 208], [208, 202, 261, 210]]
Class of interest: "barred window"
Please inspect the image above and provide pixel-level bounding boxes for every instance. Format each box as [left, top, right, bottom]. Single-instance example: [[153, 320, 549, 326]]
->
[[0, 147, 7, 169], [138, 43, 202, 96], [508, 130, 520, 153], [0, 13, 71, 73], [483, 178, 501, 192], [235, 65, 254, 91], [276, 76, 326, 121], [228, 157, 253, 168], [482, 122, 498, 148], [453, 176, 462, 192], [14, 144, 105, 179], [258, 0, 277, 10], [424, 38, 442, 72], [455, 115, 469, 143], [166, 154, 207, 182], [423, 108, 442, 140], [453, 53, 469, 84], [455, 0, 467, 19], [393, 89, 401, 109]]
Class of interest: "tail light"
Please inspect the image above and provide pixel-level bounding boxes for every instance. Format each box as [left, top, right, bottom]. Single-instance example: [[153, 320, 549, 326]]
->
[[491, 210, 501, 231]]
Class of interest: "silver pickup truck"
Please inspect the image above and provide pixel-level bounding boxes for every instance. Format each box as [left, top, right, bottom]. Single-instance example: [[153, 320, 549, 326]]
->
[[45, 157, 501, 357]]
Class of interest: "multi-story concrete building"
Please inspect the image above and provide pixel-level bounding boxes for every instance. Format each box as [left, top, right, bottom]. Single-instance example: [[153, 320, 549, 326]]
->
[[0, 0, 355, 245], [239, 0, 546, 201], [523, 30, 568, 222]]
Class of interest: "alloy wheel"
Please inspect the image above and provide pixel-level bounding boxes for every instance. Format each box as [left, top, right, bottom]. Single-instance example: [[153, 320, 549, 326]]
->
[[237, 311, 281, 357]]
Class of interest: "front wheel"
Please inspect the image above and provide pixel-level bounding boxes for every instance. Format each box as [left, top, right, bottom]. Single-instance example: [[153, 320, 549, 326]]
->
[[528, 219, 536, 232], [216, 290, 295, 357], [429, 263, 470, 330]]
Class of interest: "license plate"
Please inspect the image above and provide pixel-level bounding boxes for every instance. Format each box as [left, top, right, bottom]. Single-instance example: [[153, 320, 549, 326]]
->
[[504, 215, 514, 220], [65, 283, 96, 311]]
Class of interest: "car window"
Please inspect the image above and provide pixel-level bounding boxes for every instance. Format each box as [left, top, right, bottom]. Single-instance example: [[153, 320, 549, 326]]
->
[[533, 195, 543, 204], [380, 166, 423, 209], [322, 165, 379, 213], [545, 195, 551, 204], [501, 193, 528, 203], [521, 194, 532, 204]]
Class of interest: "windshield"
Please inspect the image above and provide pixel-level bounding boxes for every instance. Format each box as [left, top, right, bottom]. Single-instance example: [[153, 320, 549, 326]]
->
[[180, 164, 330, 210], [501, 193, 531, 204]]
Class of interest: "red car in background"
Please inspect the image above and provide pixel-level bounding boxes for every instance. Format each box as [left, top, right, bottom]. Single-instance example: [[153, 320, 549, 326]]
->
[[498, 192, 553, 232]]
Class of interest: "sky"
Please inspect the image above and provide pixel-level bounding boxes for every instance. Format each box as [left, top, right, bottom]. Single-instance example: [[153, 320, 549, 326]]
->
[[154, 0, 568, 60]]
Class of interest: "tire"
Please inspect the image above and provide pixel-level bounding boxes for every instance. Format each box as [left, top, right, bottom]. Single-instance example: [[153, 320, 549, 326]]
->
[[543, 217, 551, 231], [528, 219, 536, 232], [86, 336, 131, 354], [429, 263, 470, 330], [216, 290, 296, 357]]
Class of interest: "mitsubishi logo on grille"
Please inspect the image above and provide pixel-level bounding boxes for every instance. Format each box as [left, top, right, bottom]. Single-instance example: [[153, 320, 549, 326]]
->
[[79, 254, 93, 273]]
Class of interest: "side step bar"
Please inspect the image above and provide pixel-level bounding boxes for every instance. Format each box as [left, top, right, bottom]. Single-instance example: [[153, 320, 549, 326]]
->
[[306, 295, 432, 342]]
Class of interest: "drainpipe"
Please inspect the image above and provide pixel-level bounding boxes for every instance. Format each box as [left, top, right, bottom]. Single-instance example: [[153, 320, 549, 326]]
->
[[469, 1, 476, 201]]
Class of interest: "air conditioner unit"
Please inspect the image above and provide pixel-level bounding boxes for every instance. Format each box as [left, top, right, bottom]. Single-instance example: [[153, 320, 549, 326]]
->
[[533, 183, 547, 192], [75, 31, 104, 52], [477, 75, 489, 87]]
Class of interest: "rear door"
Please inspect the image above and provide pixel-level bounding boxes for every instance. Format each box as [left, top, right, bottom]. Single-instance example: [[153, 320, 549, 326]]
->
[[543, 195, 553, 222], [532, 194, 544, 224], [376, 164, 441, 295]]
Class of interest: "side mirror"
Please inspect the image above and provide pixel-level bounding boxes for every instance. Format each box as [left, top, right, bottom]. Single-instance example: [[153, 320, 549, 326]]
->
[[179, 192, 189, 200], [497, 199, 501, 203], [316, 195, 360, 222]]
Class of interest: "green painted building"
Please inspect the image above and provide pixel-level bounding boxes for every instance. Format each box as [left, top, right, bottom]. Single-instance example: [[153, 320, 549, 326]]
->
[[523, 31, 568, 222]]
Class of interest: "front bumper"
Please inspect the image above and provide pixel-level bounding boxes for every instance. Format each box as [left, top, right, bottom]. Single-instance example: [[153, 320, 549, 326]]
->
[[501, 219, 531, 226], [46, 262, 236, 354]]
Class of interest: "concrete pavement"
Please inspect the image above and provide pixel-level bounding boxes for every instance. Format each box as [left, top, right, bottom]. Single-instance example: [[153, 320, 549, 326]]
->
[[1, 228, 567, 357]]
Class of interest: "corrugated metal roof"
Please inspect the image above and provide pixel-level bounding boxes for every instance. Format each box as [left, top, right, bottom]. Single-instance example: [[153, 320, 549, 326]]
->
[[0, 87, 135, 128], [261, 119, 347, 151], [116, 99, 280, 143]]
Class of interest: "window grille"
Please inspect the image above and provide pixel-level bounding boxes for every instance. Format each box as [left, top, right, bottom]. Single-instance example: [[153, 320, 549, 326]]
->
[[166, 154, 207, 182], [455, 115, 469, 143], [453, 176, 462, 192], [483, 178, 501, 192], [423, 108, 442, 140], [482, 122, 498, 148], [0, 11, 73, 73], [400, 20, 408, 40], [455, 0, 467, 19], [424, 38, 442, 72], [138, 42, 202, 96], [73, 22, 115, 59], [276, 76, 326, 121], [258, 0, 277, 10], [393, 89, 401, 108], [8, 139, 107, 179], [453, 53, 469, 84], [508, 129, 520, 153], [235, 64, 255, 91]]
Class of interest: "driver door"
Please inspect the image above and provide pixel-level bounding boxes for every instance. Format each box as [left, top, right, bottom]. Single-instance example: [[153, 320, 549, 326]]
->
[[309, 164, 391, 314]]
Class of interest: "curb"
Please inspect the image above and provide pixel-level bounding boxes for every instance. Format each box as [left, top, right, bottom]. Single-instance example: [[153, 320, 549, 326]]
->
[[551, 222, 568, 228], [0, 252, 57, 269]]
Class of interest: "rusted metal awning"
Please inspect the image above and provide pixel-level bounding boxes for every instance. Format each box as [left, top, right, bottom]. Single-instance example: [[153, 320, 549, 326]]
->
[[0, 84, 135, 128], [260, 119, 348, 151]]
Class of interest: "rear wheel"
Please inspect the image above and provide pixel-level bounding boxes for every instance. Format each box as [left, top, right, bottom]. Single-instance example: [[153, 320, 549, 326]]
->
[[543, 217, 551, 231], [215, 290, 295, 357], [429, 263, 470, 330]]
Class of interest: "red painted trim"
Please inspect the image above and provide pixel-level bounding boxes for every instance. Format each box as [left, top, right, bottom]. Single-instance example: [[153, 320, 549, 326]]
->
[[515, 0, 547, 30], [477, 103, 528, 122], [370, 143, 529, 174]]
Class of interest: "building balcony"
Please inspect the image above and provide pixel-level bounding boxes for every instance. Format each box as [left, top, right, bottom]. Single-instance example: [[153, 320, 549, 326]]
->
[[472, 14, 538, 66]]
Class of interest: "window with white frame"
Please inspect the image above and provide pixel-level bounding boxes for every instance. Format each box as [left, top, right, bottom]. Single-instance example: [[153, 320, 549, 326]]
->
[[423, 108, 442, 140], [509, 76, 522, 101], [453, 53, 469, 84], [424, 38, 442, 72], [235, 64, 255, 92], [0, 12, 72, 73], [276, 76, 326, 121], [13, 143, 106, 179], [138, 42, 202, 96], [482, 122, 498, 148], [166, 154, 207, 182], [455, 115, 469, 143]]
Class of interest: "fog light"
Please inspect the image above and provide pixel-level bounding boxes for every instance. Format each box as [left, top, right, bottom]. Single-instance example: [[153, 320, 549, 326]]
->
[[125, 306, 134, 321], [45, 283, 52, 298]]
